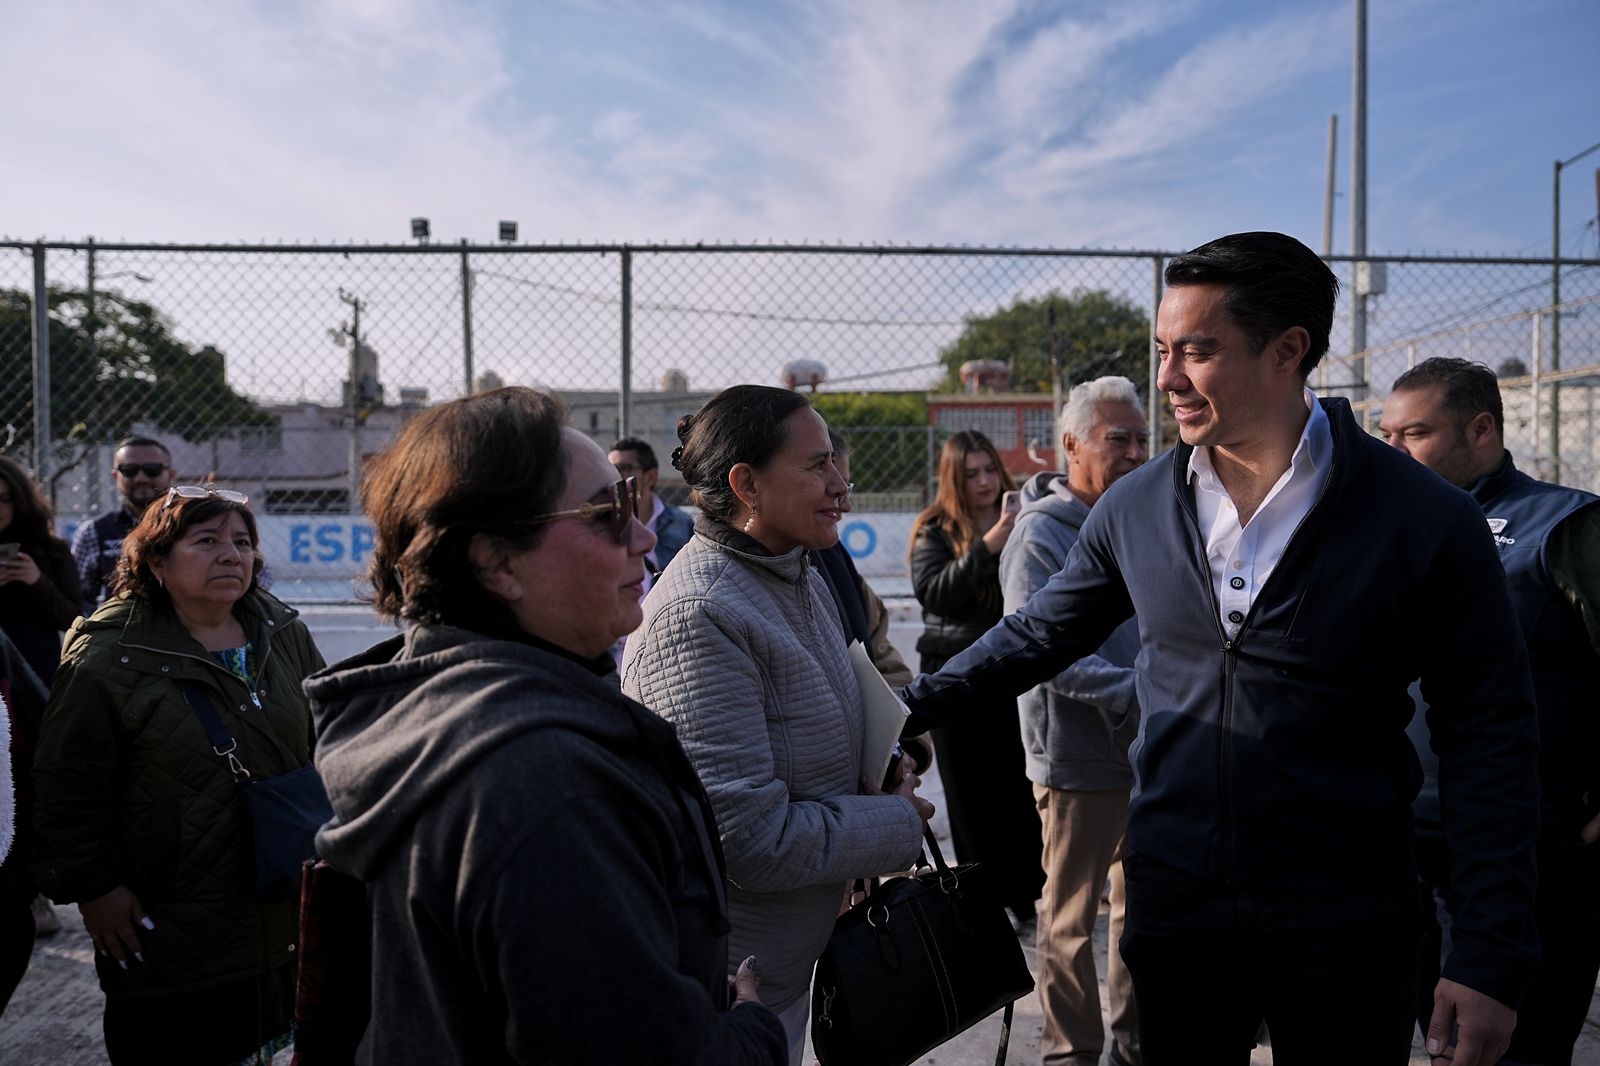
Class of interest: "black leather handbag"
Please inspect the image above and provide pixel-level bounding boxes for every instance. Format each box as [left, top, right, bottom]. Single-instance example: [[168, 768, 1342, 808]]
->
[[181, 683, 334, 898], [810, 827, 1034, 1066]]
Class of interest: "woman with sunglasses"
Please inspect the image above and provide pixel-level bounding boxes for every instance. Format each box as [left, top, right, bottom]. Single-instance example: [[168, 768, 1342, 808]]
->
[[305, 387, 786, 1063], [622, 385, 932, 1065], [31, 483, 324, 1064]]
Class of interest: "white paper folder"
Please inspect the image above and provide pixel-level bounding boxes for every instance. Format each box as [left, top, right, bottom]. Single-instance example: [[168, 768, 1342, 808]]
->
[[849, 641, 911, 787]]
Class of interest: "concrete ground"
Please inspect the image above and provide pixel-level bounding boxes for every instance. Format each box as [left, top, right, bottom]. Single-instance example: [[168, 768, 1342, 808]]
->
[[1, 605, 1594, 1064]]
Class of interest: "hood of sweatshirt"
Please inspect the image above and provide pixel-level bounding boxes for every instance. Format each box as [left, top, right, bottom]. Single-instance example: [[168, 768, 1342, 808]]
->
[[1016, 470, 1090, 535], [305, 623, 679, 878]]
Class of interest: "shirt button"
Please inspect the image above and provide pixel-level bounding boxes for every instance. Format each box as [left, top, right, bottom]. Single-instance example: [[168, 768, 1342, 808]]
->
[[160, 665, 170, 673], [1227, 610, 1244, 624], [120, 656, 130, 664], [1230, 576, 1246, 590], [1232, 560, 1243, 570]]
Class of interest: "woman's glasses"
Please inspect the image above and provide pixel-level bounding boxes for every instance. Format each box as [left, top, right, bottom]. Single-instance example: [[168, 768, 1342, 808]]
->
[[161, 485, 249, 511], [523, 477, 638, 545]]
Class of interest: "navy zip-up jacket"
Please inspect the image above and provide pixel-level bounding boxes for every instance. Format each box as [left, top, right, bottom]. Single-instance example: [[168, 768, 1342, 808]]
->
[[902, 397, 1540, 1007]]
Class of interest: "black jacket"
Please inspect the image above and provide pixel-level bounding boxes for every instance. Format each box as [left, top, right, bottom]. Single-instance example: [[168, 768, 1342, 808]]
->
[[308, 624, 785, 1065], [910, 520, 1002, 659], [902, 398, 1540, 1008]]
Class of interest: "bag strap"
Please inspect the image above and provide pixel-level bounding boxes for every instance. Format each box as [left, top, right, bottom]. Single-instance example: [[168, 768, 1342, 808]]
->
[[179, 681, 253, 783], [917, 826, 1014, 1065]]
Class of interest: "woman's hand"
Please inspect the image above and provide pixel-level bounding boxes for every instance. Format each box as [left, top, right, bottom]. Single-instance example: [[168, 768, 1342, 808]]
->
[[0, 552, 41, 587], [80, 886, 154, 968], [729, 954, 764, 1008], [980, 506, 1019, 556], [863, 762, 936, 826]]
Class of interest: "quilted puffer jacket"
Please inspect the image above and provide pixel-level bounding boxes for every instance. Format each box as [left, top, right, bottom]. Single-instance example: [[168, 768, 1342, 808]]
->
[[621, 521, 925, 1012], [33, 590, 324, 996]]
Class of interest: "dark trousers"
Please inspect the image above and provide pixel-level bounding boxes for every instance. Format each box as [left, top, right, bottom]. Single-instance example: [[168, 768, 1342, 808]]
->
[[1414, 833, 1600, 1066], [1119, 850, 1418, 1066], [0, 900, 34, 1016], [922, 650, 1044, 920], [103, 962, 296, 1066]]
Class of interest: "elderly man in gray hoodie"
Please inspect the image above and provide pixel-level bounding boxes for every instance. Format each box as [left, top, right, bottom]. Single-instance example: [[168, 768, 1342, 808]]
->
[[1002, 375, 1150, 1066]]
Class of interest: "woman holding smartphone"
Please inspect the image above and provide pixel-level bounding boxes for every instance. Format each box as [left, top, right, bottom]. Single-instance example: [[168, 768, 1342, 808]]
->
[[0, 455, 82, 685], [909, 430, 1043, 933]]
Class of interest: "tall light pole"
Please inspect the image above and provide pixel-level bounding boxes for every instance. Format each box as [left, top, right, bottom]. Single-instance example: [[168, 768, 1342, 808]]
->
[[1551, 139, 1600, 481], [1349, 0, 1368, 412]]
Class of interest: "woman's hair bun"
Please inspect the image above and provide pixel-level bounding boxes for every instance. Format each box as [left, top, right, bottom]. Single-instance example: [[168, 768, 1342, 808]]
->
[[676, 413, 697, 444]]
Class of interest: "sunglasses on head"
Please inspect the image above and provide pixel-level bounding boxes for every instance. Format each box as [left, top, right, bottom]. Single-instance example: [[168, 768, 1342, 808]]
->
[[161, 485, 249, 511], [117, 462, 169, 478], [523, 477, 638, 544]]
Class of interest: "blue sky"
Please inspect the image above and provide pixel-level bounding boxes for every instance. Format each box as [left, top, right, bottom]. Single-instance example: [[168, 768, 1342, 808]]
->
[[3, 0, 1597, 255]]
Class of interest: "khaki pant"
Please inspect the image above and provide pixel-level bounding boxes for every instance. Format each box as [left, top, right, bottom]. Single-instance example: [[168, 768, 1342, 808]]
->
[[1033, 784, 1139, 1065]]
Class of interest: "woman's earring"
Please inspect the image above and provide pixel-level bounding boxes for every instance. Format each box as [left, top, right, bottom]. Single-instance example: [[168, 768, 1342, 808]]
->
[[743, 507, 757, 533]]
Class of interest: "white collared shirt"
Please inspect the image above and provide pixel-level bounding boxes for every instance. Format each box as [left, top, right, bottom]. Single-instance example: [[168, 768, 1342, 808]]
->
[[1187, 388, 1333, 639]]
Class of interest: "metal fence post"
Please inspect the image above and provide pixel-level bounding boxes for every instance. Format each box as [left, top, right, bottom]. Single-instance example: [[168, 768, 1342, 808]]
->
[[30, 242, 51, 484], [1148, 255, 1164, 452], [460, 241, 475, 396], [619, 247, 633, 438], [85, 238, 101, 514], [1531, 310, 1543, 476]]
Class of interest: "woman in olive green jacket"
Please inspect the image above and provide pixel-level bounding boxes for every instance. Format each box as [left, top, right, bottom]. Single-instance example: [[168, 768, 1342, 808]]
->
[[33, 487, 324, 1066]]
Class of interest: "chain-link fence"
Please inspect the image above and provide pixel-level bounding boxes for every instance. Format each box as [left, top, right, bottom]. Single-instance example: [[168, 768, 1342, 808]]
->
[[4, 240, 1598, 600]]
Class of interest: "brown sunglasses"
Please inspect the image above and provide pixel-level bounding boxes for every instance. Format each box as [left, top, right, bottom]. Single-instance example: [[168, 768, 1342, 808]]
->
[[523, 477, 638, 544]]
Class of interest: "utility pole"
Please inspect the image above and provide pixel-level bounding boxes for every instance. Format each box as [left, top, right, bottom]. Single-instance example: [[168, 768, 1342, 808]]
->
[[335, 289, 366, 514], [1048, 300, 1065, 472], [1551, 139, 1600, 482], [1323, 114, 1338, 257], [1350, 0, 1368, 411]]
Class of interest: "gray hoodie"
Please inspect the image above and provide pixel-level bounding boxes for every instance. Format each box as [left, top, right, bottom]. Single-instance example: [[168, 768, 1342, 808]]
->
[[307, 624, 785, 1065], [1000, 472, 1141, 790]]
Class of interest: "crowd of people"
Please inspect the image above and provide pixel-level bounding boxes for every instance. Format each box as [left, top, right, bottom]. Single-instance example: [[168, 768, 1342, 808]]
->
[[0, 229, 1593, 1066]]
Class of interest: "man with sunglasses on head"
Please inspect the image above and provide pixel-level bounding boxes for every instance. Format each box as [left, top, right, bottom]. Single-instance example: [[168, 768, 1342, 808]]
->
[[71, 437, 175, 616]]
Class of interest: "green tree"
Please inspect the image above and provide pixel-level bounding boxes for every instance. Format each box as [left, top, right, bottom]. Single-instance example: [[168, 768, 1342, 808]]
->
[[811, 391, 929, 496], [0, 287, 277, 459], [937, 289, 1151, 394]]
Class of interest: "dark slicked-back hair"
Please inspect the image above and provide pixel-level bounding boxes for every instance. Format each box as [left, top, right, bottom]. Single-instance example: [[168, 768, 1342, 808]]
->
[[674, 385, 811, 524], [364, 387, 568, 632], [1165, 231, 1339, 378], [1391, 357, 1504, 435], [608, 436, 658, 471], [114, 435, 172, 462]]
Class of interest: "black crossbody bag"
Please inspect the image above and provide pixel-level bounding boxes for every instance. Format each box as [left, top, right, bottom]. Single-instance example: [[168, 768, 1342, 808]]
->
[[181, 683, 333, 898]]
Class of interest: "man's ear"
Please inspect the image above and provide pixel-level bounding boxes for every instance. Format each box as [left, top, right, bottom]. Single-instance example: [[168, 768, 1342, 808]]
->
[[467, 532, 522, 604], [1464, 410, 1498, 451], [1062, 431, 1080, 465], [1270, 326, 1311, 376]]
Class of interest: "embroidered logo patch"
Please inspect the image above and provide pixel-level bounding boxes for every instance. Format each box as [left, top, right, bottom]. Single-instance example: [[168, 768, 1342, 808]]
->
[[1486, 517, 1515, 547]]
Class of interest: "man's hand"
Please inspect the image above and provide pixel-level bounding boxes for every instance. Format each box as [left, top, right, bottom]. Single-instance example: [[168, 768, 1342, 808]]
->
[[1581, 809, 1600, 845], [1426, 978, 1515, 1065]]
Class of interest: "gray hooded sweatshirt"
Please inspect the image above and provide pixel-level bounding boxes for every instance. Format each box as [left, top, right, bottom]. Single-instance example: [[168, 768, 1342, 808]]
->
[[1000, 472, 1142, 791], [307, 624, 785, 1065]]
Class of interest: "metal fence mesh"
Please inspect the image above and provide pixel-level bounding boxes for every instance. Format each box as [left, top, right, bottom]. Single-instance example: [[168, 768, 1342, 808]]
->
[[4, 241, 1597, 599]]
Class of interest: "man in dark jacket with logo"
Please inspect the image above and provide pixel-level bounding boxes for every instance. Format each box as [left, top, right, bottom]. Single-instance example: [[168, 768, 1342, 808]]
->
[[1002, 375, 1149, 1066], [1382, 356, 1599, 1066], [901, 232, 1538, 1066]]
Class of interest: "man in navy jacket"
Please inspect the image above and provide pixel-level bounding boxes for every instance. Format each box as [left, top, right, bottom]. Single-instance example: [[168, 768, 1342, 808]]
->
[[1382, 357, 1599, 1066], [901, 232, 1538, 1066]]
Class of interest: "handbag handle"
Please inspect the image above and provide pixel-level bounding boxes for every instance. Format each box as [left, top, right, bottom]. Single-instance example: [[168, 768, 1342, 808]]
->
[[179, 682, 253, 783], [920, 826, 961, 894]]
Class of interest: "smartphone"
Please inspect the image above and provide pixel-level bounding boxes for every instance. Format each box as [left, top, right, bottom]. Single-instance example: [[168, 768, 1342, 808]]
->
[[0, 543, 19, 566], [1001, 490, 1022, 515]]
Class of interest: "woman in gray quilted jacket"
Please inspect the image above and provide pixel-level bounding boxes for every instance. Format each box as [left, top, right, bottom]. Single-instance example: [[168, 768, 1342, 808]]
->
[[622, 384, 932, 1066]]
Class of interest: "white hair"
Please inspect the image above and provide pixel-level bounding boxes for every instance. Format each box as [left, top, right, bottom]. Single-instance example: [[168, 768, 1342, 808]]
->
[[1059, 375, 1144, 441]]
